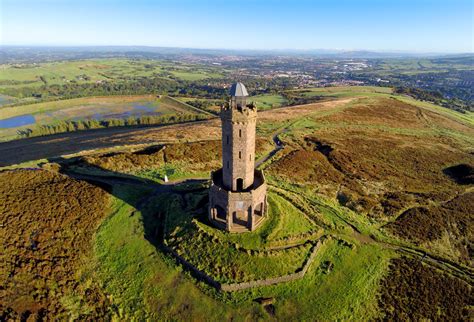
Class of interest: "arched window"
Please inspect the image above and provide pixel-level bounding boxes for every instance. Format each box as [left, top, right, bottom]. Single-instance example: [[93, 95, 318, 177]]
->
[[239, 129, 242, 137], [239, 151, 242, 159]]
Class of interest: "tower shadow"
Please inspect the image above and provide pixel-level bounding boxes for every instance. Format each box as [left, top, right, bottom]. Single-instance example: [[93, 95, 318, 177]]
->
[[46, 156, 209, 247]]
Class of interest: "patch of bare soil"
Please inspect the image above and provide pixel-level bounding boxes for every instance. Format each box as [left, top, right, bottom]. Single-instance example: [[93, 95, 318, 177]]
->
[[0, 169, 111, 320], [377, 257, 472, 321]]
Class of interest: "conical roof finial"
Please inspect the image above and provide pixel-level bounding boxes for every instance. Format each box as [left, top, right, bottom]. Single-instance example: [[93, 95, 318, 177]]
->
[[229, 82, 249, 97]]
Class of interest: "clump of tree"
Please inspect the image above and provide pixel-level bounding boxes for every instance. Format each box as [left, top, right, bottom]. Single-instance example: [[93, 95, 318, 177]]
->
[[394, 86, 472, 113], [283, 92, 325, 106], [17, 113, 210, 139]]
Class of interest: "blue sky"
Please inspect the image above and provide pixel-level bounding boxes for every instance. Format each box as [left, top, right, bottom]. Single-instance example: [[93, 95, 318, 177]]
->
[[1, 0, 473, 52]]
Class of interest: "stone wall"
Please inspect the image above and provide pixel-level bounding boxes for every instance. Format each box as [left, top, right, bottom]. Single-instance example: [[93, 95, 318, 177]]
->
[[162, 239, 324, 292], [220, 240, 322, 291]]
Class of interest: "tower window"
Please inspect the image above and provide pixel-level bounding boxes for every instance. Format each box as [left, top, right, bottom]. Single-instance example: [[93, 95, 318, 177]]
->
[[226, 135, 229, 145], [249, 154, 252, 161], [227, 161, 229, 169], [239, 151, 242, 159], [239, 129, 242, 137]]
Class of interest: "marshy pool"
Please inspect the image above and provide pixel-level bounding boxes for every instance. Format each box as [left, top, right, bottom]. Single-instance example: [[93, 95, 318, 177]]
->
[[0, 96, 12, 106], [0, 115, 36, 129], [70, 104, 159, 121]]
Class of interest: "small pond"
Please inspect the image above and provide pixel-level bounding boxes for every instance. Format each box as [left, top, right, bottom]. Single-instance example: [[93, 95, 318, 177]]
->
[[75, 104, 159, 121], [0, 96, 12, 106], [0, 114, 36, 129]]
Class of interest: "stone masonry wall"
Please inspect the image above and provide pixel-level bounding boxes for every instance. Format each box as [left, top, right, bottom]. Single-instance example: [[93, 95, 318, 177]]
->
[[221, 106, 257, 191], [163, 239, 324, 292]]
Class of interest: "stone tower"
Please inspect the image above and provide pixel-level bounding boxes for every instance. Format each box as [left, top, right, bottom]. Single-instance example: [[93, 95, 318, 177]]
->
[[209, 82, 267, 232]]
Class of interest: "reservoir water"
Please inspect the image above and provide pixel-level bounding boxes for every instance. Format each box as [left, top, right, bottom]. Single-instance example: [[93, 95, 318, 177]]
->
[[0, 115, 36, 128]]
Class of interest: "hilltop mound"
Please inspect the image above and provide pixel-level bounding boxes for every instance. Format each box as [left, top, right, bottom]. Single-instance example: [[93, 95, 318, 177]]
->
[[0, 93, 472, 320]]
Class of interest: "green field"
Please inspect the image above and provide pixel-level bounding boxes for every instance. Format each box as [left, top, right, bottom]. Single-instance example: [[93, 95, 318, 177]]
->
[[170, 70, 224, 81], [290, 85, 393, 98], [251, 94, 288, 110], [0, 58, 224, 90], [90, 182, 394, 320]]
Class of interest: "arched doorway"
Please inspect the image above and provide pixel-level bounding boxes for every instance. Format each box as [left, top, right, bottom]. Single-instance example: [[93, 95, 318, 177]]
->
[[236, 178, 243, 191], [216, 205, 226, 220], [254, 202, 263, 216]]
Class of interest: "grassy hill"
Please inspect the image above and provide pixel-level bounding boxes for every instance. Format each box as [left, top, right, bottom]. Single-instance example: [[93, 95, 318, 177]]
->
[[0, 89, 472, 320]]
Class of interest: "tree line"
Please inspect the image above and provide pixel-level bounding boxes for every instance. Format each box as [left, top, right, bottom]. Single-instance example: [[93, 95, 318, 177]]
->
[[17, 113, 210, 139], [394, 86, 472, 113], [0, 77, 229, 102]]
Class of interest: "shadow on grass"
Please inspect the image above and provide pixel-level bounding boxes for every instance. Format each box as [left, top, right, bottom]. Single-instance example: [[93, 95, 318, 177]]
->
[[443, 163, 474, 185], [46, 155, 222, 287]]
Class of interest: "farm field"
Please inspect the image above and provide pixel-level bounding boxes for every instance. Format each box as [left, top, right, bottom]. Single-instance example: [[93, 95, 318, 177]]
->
[[251, 94, 288, 110], [290, 85, 393, 98], [1, 91, 472, 320], [0, 58, 225, 91]]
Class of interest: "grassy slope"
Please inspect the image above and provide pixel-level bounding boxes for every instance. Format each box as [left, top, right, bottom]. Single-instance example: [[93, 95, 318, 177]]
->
[[2, 86, 472, 319], [275, 240, 393, 320], [267, 192, 315, 240], [94, 186, 264, 320], [93, 185, 394, 320], [252, 94, 288, 110]]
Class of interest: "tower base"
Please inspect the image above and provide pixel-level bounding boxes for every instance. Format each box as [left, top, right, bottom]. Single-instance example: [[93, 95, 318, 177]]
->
[[208, 169, 267, 233]]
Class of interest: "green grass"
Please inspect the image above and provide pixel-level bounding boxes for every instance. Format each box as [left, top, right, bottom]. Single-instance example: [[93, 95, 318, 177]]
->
[[0, 58, 224, 91], [93, 185, 265, 320], [252, 94, 288, 110], [267, 193, 315, 240], [211, 237, 394, 320], [290, 86, 393, 99], [273, 239, 394, 320], [92, 184, 395, 320], [159, 190, 316, 283]]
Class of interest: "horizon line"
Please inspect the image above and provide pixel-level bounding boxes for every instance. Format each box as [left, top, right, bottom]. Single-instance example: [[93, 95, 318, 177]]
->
[[1, 44, 472, 56]]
